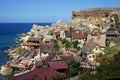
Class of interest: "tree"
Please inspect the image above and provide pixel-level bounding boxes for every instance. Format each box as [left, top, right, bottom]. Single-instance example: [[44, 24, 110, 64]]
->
[[69, 27, 74, 32], [78, 70, 102, 80], [67, 59, 80, 77], [55, 32, 60, 39], [96, 51, 120, 79], [73, 41, 79, 49], [53, 39, 60, 53], [47, 30, 53, 35], [62, 38, 71, 48], [114, 51, 120, 62]]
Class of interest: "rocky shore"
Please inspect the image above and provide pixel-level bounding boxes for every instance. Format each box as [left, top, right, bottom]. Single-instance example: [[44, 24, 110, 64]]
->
[[0, 8, 120, 80], [1, 20, 69, 76]]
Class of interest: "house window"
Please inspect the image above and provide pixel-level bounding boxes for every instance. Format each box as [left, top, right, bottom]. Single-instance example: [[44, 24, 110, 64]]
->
[[96, 47, 98, 50], [89, 56, 91, 58], [46, 41, 49, 43], [93, 55, 95, 58]]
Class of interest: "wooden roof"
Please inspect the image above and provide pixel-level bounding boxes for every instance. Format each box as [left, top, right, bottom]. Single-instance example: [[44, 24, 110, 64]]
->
[[72, 30, 86, 40], [27, 37, 43, 42], [40, 43, 53, 53], [9, 68, 63, 80], [48, 60, 68, 70], [65, 30, 72, 38], [81, 40, 99, 54], [59, 55, 74, 62], [106, 28, 120, 35]]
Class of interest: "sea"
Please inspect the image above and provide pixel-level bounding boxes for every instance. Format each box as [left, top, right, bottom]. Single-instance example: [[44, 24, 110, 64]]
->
[[0, 23, 51, 66]]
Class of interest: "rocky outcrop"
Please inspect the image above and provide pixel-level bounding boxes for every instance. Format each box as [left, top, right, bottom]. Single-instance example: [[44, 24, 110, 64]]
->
[[70, 8, 120, 28], [0, 65, 13, 76], [26, 20, 68, 38]]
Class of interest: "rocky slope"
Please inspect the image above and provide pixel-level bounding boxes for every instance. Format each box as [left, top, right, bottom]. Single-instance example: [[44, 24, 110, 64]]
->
[[70, 8, 120, 28]]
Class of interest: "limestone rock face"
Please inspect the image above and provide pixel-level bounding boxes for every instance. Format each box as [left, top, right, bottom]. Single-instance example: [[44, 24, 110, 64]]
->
[[70, 8, 120, 28]]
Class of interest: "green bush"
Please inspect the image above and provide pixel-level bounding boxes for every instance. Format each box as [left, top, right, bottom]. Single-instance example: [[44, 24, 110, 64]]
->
[[53, 39, 60, 52], [62, 38, 71, 48], [67, 59, 80, 76]]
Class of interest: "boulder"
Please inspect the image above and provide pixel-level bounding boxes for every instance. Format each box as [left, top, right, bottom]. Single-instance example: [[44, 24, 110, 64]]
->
[[0, 66, 13, 76]]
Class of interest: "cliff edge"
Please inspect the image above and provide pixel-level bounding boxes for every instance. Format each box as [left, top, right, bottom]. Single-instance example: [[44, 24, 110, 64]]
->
[[70, 8, 120, 28]]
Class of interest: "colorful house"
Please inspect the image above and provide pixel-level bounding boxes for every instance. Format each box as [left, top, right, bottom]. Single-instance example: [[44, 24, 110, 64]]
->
[[40, 39, 53, 53], [64, 30, 72, 41], [22, 37, 43, 49], [60, 29, 66, 39], [106, 28, 120, 40], [72, 30, 86, 41], [81, 40, 104, 61]]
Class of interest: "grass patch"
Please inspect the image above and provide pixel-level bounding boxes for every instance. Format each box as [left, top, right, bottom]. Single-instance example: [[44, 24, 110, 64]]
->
[[16, 47, 26, 55]]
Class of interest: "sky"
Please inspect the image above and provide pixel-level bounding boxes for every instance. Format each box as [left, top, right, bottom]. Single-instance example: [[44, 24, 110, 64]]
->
[[0, 0, 120, 23]]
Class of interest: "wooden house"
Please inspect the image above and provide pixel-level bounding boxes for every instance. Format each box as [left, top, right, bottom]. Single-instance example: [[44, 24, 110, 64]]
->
[[64, 30, 72, 41], [22, 37, 43, 49], [106, 28, 120, 40], [40, 39, 53, 54], [81, 40, 104, 61], [48, 60, 68, 73], [71, 30, 86, 41]]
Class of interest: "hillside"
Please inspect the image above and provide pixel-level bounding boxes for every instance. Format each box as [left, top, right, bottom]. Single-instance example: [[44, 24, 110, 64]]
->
[[70, 8, 120, 28]]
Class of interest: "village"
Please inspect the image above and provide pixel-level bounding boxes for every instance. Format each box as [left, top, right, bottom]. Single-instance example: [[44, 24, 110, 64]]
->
[[0, 8, 120, 80]]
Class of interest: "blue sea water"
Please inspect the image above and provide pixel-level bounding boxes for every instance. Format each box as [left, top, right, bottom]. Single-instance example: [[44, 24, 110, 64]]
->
[[0, 23, 51, 66]]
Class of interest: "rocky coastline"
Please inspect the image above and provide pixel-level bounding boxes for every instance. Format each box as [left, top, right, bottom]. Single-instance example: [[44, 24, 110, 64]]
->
[[0, 8, 120, 80]]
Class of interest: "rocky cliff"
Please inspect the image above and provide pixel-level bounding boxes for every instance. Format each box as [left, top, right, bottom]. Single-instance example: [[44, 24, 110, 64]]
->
[[70, 8, 120, 28]]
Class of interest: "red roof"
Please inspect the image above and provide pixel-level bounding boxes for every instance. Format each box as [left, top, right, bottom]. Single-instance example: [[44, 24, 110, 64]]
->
[[79, 30, 86, 39], [48, 61, 68, 70], [72, 30, 86, 40], [9, 68, 63, 80]]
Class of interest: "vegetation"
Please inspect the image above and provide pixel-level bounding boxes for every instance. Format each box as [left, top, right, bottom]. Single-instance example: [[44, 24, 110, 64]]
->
[[104, 37, 120, 57], [79, 51, 120, 80], [73, 40, 80, 50], [79, 37, 120, 80], [53, 75, 65, 80], [67, 59, 80, 77], [16, 47, 26, 55], [69, 27, 74, 32], [37, 29, 40, 31], [104, 46, 118, 57], [47, 30, 53, 35], [53, 39, 60, 52], [78, 70, 101, 80], [61, 38, 71, 48], [96, 52, 120, 79]]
